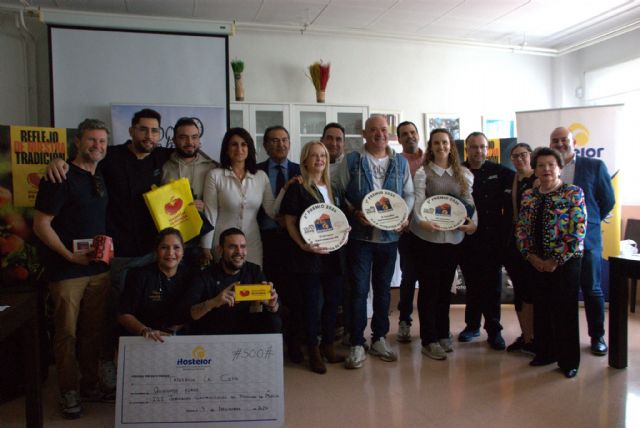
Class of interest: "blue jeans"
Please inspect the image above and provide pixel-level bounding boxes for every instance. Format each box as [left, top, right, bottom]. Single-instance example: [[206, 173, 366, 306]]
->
[[348, 239, 398, 346], [580, 248, 605, 339]]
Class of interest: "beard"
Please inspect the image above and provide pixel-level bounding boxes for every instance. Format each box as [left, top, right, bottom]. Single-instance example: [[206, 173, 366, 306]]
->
[[176, 146, 198, 159]]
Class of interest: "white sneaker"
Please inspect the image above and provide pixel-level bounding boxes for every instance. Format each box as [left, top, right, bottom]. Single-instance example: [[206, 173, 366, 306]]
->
[[422, 342, 447, 360], [60, 390, 82, 419], [344, 345, 366, 369], [397, 321, 412, 343], [439, 337, 454, 353], [369, 337, 398, 362]]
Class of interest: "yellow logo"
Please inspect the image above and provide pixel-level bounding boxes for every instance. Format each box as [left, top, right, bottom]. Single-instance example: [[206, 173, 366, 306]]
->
[[192, 346, 206, 359], [568, 123, 590, 147]]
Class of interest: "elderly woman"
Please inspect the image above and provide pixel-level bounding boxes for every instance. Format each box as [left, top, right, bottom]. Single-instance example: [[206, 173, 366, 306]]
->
[[200, 128, 286, 266], [410, 128, 477, 361], [515, 147, 586, 378], [281, 141, 346, 374], [118, 228, 190, 342], [504, 143, 536, 354]]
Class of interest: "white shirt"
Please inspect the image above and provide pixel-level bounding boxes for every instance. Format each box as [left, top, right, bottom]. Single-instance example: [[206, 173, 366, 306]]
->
[[560, 154, 576, 184], [201, 168, 283, 266]]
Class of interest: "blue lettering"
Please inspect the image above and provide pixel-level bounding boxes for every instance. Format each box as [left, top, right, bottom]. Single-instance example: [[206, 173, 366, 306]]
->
[[576, 147, 605, 158]]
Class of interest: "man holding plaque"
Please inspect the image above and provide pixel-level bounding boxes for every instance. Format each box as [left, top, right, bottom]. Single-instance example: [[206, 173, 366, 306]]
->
[[34, 119, 111, 419], [186, 228, 281, 334], [333, 115, 414, 369], [458, 132, 514, 350]]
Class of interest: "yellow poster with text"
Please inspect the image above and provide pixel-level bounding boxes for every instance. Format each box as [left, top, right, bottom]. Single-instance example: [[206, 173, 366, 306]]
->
[[10, 126, 67, 207]]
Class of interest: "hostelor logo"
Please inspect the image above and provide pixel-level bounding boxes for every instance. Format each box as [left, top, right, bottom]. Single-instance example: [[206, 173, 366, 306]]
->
[[569, 122, 604, 158], [176, 346, 212, 366], [435, 203, 451, 216]]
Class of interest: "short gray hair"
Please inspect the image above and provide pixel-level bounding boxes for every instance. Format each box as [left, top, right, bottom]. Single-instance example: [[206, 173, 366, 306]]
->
[[77, 118, 110, 139]]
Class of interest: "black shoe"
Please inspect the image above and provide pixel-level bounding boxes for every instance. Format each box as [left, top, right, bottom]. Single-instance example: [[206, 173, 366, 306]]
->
[[521, 341, 536, 356], [488, 332, 506, 350], [506, 336, 525, 352], [458, 328, 480, 342], [591, 337, 608, 356], [563, 368, 578, 378], [529, 356, 557, 366]]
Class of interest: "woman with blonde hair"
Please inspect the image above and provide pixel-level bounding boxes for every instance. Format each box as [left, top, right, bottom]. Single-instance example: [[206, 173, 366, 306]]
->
[[281, 141, 346, 374], [410, 128, 477, 360]]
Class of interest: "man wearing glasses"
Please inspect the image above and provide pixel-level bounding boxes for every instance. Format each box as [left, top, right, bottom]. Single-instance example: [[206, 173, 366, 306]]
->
[[458, 132, 514, 350], [257, 126, 302, 362], [34, 119, 111, 419]]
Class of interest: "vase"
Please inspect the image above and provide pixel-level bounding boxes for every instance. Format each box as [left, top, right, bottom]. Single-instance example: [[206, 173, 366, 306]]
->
[[234, 73, 244, 101], [316, 89, 325, 103]]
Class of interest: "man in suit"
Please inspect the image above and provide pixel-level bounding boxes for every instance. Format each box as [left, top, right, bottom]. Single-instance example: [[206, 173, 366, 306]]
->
[[550, 126, 615, 355], [257, 125, 302, 361]]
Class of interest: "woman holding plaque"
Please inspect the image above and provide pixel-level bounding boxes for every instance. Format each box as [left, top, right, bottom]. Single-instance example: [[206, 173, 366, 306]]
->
[[503, 143, 537, 354], [281, 141, 346, 374], [118, 228, 191, 342], [200, 128, 287, 267], [410, 128, 477, 361], [515, 147, 586, 378]]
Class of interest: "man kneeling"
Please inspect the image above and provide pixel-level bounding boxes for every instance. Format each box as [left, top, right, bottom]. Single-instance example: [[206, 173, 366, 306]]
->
[[186, 227, 281, 334]]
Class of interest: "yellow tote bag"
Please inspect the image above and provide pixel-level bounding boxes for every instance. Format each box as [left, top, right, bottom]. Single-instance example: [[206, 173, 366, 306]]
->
[[143, 177, 203, 242]]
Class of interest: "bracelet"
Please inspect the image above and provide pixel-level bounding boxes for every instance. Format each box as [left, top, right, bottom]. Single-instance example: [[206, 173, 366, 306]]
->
[[140, 327, 152, 336]]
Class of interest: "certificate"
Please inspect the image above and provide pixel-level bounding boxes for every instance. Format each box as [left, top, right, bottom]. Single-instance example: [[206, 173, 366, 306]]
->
[[116, 334, 284, 428], [420, 195, 467, 231], [361, 189, 408, 231], [299, 203, 350, 252]]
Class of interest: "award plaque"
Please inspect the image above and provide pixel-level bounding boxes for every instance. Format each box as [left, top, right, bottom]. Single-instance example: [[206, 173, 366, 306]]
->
[[420, 195, 467, 231], [299, 203, 350, 252], [361, 190, 408, 231]]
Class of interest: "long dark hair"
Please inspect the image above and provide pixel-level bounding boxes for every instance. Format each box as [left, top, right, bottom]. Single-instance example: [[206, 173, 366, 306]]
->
[[219, 127, 257, 174]]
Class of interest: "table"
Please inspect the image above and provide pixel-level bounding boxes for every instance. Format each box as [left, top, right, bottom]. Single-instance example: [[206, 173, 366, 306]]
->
[[608, 255, 640, 369], [0, 290, 42, 428]]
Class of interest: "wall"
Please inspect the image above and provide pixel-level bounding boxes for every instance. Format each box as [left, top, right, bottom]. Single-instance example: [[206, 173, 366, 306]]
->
[[228, 29, 554, 142]]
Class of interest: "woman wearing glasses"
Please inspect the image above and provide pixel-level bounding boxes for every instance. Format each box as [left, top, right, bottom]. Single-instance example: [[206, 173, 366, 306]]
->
[[515, 147, 586, 378], [410, 128, 477, 361], [504, 143, 537, 354], [200, 128, 287, 266]]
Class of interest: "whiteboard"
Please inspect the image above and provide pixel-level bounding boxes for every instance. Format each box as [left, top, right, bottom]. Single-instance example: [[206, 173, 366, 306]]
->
[[49, 26, 228, 131]]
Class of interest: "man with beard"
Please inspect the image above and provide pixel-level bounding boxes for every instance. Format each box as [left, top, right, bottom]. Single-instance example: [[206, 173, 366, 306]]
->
[[550, 126, 615, 356], [186, 227, 281, 334], [34, 119, 111, 418], [161, 117, 219, 212]]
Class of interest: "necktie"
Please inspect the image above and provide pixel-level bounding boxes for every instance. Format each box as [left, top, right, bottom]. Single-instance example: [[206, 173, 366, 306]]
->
[[275, 165, 285, 195]]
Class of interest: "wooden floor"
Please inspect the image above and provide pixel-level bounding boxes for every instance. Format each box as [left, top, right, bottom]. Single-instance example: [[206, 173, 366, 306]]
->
[[2, 291, 639, 427]]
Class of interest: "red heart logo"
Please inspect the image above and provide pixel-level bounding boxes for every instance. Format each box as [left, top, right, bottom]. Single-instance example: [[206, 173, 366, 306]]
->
[[240, 290, 250, 297]]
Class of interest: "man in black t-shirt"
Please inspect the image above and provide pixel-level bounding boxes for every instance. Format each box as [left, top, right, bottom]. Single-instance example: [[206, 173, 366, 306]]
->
[[34, 119, 111, 419], [187, 228, 281, 334]]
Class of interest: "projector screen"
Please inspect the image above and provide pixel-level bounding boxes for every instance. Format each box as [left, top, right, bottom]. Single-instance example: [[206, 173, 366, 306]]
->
[[49, 26, 228, 155]]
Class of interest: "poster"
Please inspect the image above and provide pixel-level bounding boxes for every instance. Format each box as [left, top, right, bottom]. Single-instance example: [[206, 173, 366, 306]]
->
[[10, 126, 67, 207]]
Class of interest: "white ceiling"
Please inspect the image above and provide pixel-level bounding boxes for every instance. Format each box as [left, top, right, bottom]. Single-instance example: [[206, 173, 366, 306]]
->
[[4, 0, 640, 54]]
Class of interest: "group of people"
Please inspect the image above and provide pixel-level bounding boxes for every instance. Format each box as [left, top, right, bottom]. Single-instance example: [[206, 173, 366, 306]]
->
[[33, 108, 614, 419]]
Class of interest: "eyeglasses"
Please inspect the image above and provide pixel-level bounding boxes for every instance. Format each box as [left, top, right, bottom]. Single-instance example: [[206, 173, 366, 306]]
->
[[134, 126, 161, 135], [510, 152, 530, 160], [92, 174, 105, 198]]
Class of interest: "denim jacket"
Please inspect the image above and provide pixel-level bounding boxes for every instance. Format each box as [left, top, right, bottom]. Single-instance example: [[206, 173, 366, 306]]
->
[[333, 146, 414, 243]]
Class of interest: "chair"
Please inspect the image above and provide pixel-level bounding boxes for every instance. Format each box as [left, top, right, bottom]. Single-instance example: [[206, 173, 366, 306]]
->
[[624, 219, 640, 312]]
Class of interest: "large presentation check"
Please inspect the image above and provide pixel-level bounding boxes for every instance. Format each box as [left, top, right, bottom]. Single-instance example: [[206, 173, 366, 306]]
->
[[116, 334, 284, 427]]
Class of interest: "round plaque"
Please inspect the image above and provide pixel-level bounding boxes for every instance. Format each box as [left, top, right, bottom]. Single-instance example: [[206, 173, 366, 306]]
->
[[420, 195, 468, 231], [361, 190, 408, 231], [299, 203, 350, 252]]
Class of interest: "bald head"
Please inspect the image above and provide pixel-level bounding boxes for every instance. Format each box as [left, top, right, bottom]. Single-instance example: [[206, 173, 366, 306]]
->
[[363, 115, 389, 154], [549, 126, 576, 162]]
